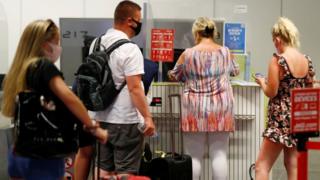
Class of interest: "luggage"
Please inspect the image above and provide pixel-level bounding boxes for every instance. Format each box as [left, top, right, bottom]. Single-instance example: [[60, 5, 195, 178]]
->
[[91, 140, 100, 180], [149, 153, 192, 180], [139, 143, 153, 177], [147, 94, 192, 180]]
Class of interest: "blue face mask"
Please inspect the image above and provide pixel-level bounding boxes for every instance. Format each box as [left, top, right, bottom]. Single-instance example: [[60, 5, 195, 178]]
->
[[131, 18, 142, 36]]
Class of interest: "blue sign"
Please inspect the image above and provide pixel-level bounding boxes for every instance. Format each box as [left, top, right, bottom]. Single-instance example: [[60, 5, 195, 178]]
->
[[224, 23, 246, 54]]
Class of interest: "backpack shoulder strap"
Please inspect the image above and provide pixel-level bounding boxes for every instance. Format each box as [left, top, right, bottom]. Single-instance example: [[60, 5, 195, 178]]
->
[[105, 39, 133, 55], [92, 36, 102, 52], [101, 39, 133, 90]]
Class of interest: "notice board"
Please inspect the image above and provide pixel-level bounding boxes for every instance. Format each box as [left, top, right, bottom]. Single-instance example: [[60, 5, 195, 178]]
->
[[151, 28, 174, 62]]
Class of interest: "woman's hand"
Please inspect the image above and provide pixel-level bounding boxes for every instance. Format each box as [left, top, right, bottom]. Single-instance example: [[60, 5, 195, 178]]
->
[[167, 70, 175, 81], [84, 120, 108, 144], [92, 127, 108, 144], [254, 76, 266, 86]]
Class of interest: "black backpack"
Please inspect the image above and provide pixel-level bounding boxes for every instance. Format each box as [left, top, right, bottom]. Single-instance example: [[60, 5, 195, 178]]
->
[[75, 36, 131, 111]]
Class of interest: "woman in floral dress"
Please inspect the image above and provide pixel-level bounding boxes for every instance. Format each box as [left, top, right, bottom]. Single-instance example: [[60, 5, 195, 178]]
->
[[254, 17, 315, 180], [168, 17, 239, 180]]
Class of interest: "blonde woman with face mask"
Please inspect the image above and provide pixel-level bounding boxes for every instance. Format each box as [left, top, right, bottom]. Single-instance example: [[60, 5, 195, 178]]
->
[[254, 17, 315, 180], [1, 19, 107, 180], [168, 17, 239, 180]]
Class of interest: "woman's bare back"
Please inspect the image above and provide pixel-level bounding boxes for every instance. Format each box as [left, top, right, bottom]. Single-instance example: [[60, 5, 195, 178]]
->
[[281, 48, 309, 78]]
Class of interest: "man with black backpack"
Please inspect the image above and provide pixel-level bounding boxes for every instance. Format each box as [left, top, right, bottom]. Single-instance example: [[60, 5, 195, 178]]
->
[[74, 1, 156, 179]]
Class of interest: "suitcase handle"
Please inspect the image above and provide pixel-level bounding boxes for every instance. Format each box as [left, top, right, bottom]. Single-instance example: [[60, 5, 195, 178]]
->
[[168, 94, 184, 157], [155, 150, 167, 158]]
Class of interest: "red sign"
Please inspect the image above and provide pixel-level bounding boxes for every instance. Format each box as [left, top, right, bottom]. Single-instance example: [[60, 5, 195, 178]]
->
[[291, 88, 320, 133], [151, 29, 174, 62]]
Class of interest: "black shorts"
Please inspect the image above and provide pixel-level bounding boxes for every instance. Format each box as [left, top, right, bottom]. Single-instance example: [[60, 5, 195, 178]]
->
[[97, 122, 144, 174]]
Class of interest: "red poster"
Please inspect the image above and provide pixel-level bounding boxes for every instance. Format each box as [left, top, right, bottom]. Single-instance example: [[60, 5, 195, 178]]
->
[[151, 29, 174, 62], [291, 88, 320, 133]]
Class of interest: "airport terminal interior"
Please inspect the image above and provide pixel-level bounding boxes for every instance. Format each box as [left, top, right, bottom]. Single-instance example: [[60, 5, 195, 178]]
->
[[1, 0, 320, 179]]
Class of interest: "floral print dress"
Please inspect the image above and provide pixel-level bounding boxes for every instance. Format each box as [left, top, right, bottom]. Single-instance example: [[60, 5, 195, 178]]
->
[[170, 47, 239, 132], [263, 53, 315, 147]]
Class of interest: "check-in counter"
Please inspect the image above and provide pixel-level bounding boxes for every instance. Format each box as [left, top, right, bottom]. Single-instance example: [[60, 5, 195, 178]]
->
[[146, 81, 265, 180], [0, 82, 265, 180]]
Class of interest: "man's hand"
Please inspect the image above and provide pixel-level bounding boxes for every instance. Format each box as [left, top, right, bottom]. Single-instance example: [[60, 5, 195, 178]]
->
[[143, 117, 156, 137]]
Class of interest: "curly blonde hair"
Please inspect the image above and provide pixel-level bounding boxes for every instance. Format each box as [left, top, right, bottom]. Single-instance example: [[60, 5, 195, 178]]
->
[[192, 17, 218, 44], [272, 17, 300, 48]]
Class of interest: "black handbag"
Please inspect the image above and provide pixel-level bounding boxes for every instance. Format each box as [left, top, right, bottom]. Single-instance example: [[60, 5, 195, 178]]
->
[[13, 91, 80, 159]]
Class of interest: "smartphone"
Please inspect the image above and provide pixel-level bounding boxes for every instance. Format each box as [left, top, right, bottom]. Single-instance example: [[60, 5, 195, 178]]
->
[[252, 73, 264, 78]]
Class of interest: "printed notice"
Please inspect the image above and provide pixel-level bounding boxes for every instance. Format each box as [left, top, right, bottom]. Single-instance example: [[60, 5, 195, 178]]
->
[[151, 29, 175, 62], [224, 23, 246, 54], [234, 5, 248, 14], [291, 88, 320, 133]]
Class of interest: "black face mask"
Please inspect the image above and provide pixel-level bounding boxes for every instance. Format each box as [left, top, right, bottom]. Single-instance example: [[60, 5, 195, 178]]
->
[[131, 18, 142, 36]]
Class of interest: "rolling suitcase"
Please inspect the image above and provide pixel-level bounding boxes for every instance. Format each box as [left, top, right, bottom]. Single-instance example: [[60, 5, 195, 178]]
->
[[148, 94, 192, 180]]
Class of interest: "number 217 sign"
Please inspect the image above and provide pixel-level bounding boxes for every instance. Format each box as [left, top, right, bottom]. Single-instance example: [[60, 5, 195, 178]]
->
[[291, 88, 320, 134]]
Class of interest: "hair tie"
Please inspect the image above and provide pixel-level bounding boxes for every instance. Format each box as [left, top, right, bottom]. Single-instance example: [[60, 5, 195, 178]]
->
[[205, 26, 214, 34], [200, 26, 214, 37]]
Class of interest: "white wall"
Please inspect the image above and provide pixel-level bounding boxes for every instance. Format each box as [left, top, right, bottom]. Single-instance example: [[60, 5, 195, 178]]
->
[[0, 2, 8, 74], [0, 0, 19, 73], [148, 0, 214, 19], [0, 0, 319, 76], [215, 0, 281, 75], [282, 0, 320, 77], [0, 0, 145, 72]]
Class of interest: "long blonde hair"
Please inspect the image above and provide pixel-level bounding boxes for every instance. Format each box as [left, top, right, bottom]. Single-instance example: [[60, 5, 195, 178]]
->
[[272, 17, 300, 48], [1, 19, 59, 117]]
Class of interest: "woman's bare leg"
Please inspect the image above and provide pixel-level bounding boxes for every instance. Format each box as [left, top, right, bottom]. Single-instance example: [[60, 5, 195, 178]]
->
[[283, 146, 298, 180], [255, 138, 283, 180]]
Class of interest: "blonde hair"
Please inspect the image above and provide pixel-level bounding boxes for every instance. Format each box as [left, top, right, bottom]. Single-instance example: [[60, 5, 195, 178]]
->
[[192, 17, 217, 44], [1, 19, 59, 117], [272, 17, 300, 48]]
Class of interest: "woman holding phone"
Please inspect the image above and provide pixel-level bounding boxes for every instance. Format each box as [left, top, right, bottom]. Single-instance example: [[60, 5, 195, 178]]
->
[[254, 17, 315, 180]]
